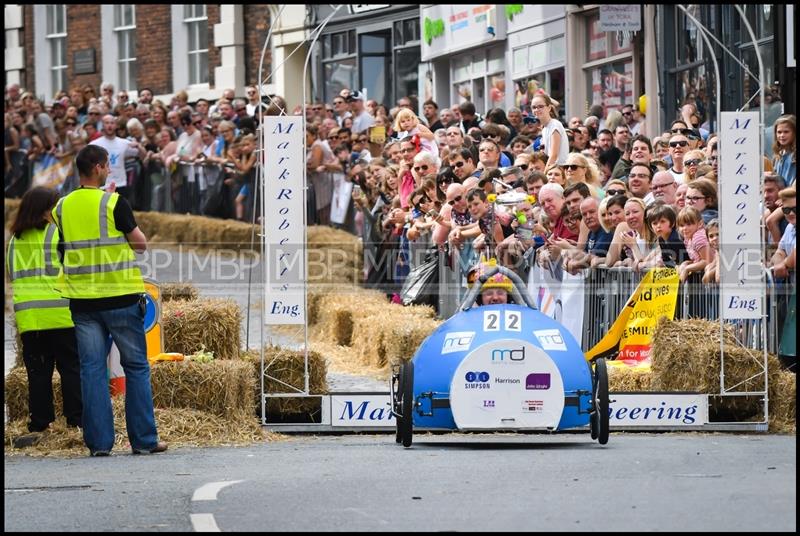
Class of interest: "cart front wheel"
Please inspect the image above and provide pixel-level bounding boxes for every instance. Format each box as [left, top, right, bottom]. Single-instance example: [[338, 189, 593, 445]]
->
[[399, 361, 415, 448], [593, 358, 610, 445]]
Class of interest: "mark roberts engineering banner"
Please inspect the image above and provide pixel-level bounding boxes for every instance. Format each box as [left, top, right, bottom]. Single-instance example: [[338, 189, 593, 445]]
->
[[719, 111, 764, 320], [263, 116, 306, 325]]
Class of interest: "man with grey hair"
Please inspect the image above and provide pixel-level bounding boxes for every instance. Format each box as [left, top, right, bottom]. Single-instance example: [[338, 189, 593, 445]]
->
[[651, 170, 679, 208], [412, 150, 439, 187]]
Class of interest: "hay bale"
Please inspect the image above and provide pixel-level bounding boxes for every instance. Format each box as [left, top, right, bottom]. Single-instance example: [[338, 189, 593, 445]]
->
[[5, 198, 21, 230], [162, 298, 242, 360], [160, 282, 199, 302], [5, 367, 62, 422], [769, 371, 796, 433], [650, 318, 738, 392], [240, 346, 328, 416], [383, 316, 443, 368], [150, 359, 255, 419], [315, 290, 390, 346], [5, 397, 267, 457], [608, 365, 653, 392]]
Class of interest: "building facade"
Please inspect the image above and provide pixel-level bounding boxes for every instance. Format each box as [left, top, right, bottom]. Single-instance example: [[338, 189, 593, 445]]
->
[[309, 4, 421, 108], [4, 4, 274, 104]]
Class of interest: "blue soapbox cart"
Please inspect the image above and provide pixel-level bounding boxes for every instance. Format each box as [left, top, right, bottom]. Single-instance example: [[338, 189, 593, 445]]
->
[[391, 263, 609, 447]]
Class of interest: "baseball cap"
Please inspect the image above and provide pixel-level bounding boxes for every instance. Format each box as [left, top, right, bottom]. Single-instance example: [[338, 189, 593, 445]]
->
[[347, 90, 365, 102], [522, 115, 539, 125]]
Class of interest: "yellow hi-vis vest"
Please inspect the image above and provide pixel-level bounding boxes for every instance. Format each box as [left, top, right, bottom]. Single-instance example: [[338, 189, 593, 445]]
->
[[7, 224, 73, 333], [52, 188, 145, 299]]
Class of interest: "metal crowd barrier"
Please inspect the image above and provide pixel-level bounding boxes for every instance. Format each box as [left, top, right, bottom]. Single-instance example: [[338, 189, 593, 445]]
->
[[434, 246, 792, 356]]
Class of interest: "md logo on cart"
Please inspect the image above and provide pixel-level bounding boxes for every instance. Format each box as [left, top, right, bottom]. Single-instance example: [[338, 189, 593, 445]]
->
[[533, 329, 567, 351], [491, 346, 525, 363], [464, 371, 490, 389], [442, 331, 475, 355]]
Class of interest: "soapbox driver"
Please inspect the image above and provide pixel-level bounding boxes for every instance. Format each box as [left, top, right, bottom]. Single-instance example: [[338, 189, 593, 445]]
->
[[391, 263, 609, 447]]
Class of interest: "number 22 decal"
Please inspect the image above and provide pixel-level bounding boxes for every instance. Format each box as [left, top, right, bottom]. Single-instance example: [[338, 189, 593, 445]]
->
[[483, 310, 522, 331]]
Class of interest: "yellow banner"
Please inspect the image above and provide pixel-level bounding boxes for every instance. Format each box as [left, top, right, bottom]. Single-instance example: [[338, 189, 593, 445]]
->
[[585, 267, 679, 362]]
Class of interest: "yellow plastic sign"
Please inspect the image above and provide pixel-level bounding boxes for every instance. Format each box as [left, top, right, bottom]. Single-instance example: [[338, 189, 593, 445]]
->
[[585, 267, 679, 363]]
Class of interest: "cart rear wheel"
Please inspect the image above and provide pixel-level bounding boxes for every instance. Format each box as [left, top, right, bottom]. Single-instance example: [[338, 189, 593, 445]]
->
[[399, 361, 414, 448], [594, 358, 610, 445], [393, 368, 403, 443]]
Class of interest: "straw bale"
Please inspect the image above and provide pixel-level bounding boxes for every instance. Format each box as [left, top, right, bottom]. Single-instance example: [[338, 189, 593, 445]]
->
[[608, 366, 653, 392], [5, 367, 63, 422], [240, 346, 328, 416], [383, 316, 443, 368], [162, 298, 242, 360], [160, 282, 200, 302], [307, 286, 326, 326], [5, 198, 21, 229], [150, 359, 255, 419], [5, 397, 272, 458], [315, 290, 391, 346], [769, 371, 796, 433], [650, 318, 739, 392]]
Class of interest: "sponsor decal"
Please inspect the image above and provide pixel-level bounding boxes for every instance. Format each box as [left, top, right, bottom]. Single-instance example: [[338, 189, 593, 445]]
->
[[490, 346, 525, 363], [521, 400, 543, 413], [534, 329, 567, 351], [442, 331, 475, 355], [464, 371, 490, 390], [494, 377, 521, 384], [482, 400, 495, 408], [525, 373, 551, 390]]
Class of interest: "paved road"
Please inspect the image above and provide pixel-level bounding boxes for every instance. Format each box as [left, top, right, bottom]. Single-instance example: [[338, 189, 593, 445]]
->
[[4, 433, 796, 532]]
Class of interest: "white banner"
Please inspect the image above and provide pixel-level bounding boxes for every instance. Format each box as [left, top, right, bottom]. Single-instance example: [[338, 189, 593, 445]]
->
[[263, 116, 306, 325], [330, 394, 395, 427], [328, 392, 708, 428], [329, 172, 352, 225], [609, 393, 708, 426], [719, 112, 763, 320], [527, 263, 585, 345]]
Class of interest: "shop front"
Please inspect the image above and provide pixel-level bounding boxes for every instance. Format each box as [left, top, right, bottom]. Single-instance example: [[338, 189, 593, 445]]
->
[[312, 5, 420, 108], [505, 4, 566, 118], [419, 5, 507, 115]]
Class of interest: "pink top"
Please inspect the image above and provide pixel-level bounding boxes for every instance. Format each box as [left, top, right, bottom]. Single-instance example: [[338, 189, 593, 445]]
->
[[685, 227, 711, 262]]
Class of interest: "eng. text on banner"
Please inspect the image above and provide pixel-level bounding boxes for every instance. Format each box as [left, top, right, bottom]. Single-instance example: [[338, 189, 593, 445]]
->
[[263, 116, 306, 325], [719, 111, 763, 320]]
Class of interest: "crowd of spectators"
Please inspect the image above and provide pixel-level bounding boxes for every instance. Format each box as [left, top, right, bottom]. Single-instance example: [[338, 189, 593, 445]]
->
[[4, 82, 796, 364]]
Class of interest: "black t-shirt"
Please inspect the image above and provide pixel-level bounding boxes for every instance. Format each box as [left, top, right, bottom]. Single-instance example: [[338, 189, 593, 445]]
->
[[658, 229, 690, 268], [61, 190, 142, 313], [429, 119, 445, 132]]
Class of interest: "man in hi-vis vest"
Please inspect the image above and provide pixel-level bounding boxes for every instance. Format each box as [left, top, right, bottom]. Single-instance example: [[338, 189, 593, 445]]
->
[[7, 187, 82, 448], [52, 145, 166, 457]]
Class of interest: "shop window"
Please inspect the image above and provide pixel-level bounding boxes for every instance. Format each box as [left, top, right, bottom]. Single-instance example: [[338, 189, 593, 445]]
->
[[587, 60, 634, 114], [46, 4, 67, 94], [392, 18, 420, 106], [360, 31, 390, 106], [587, 11, 634, 60], [324, 59, 357, 103]]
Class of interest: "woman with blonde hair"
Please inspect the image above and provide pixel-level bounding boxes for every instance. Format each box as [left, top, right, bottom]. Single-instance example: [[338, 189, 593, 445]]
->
[[545, 164, 566, 187], [564, 152, 603, 197], [682, 149, 705, 184]]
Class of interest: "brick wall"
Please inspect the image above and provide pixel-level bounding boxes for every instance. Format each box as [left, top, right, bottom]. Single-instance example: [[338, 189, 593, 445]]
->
[[243, 6, 271, 87], [136, 4, 172, 95], [66, 5, 102, 94], [23, 5, 34, 93], [207, 5, 220, 88]]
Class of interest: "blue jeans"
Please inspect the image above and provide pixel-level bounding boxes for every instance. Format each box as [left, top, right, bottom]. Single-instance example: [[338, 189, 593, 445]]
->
[[72, 302, 159, 452]]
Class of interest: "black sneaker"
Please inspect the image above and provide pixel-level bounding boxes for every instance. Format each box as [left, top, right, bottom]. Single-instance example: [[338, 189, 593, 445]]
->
[[89, 449, 111, 457], [132, 441, 168, 455], [12, 432, 45, 449]]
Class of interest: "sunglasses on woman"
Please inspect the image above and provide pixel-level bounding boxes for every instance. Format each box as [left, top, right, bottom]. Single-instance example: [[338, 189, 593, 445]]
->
[[564, 164, 584, 171], [781, 206, 796, 215], [413, 164, 429, 173], [606, 189, 626, 196], [448, 195, 462, 206], [669, 140, 689, 148], [685, 159, 701, 167]]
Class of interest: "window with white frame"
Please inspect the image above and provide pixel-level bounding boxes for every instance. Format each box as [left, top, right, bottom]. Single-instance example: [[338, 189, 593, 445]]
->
[[184, 5, 208, 85], [46, 4, 67, 93], [114, 5, 137, 91]]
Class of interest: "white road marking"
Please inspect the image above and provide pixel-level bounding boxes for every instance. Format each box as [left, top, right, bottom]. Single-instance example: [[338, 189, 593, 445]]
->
[[190, 513, 221, 532], [191, 480, 244, 502]]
